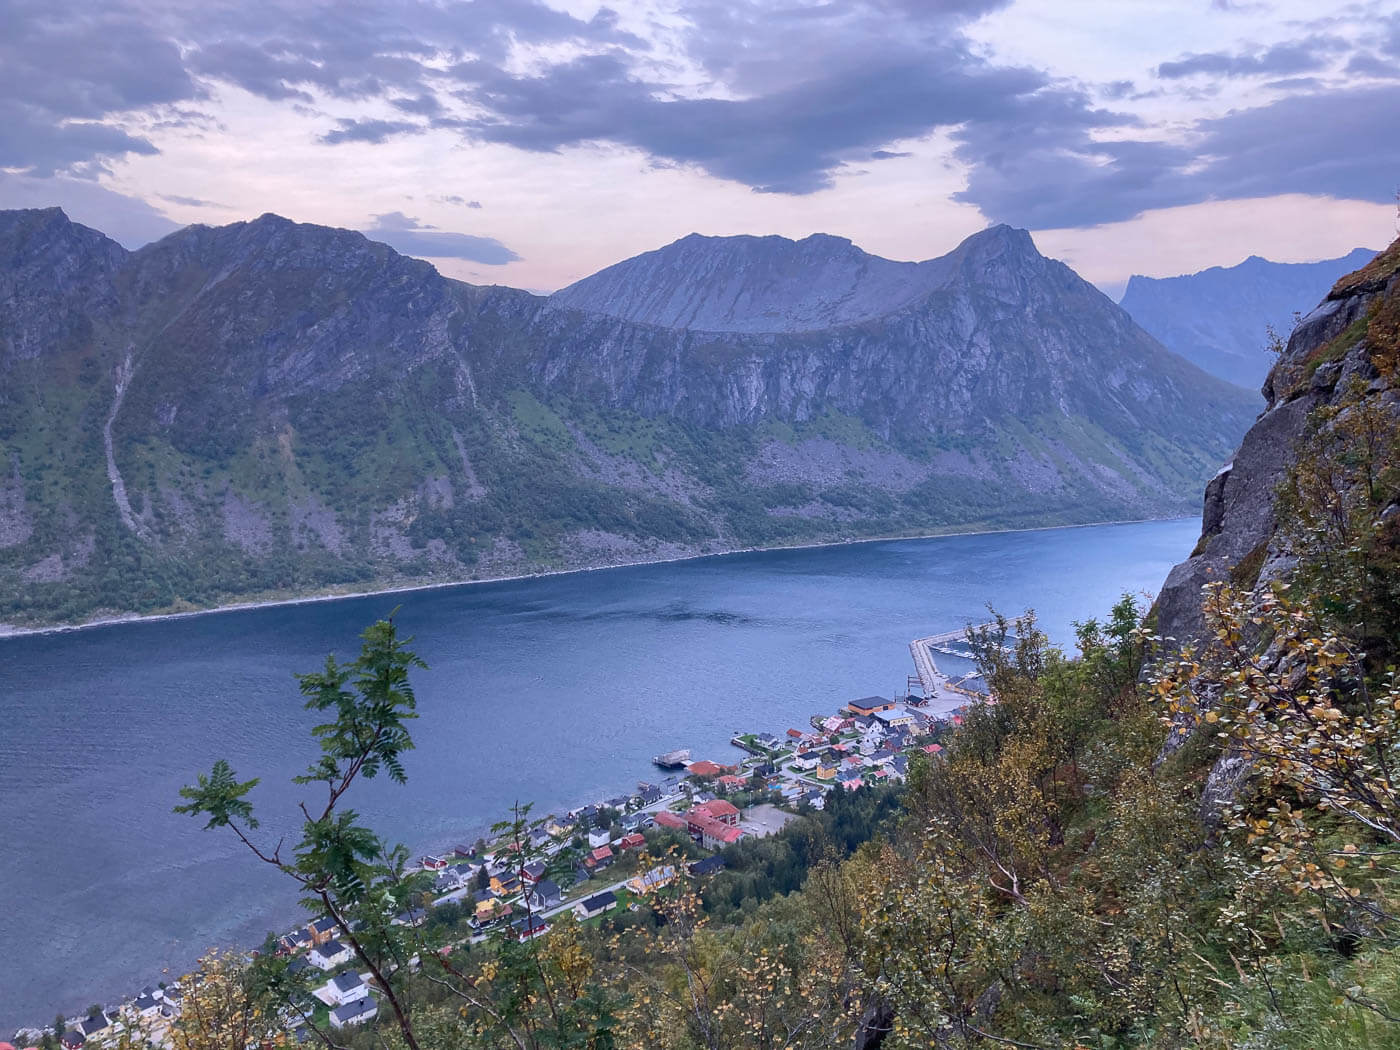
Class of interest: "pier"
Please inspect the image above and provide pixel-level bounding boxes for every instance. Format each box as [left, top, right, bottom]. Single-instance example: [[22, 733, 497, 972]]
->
[[909, 624, 1001, 699]]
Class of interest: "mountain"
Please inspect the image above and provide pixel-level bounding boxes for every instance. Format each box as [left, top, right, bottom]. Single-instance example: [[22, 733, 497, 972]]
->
[[0, 209, 1257, 627], [1119, 248, 1377, 390], [547, 231, 952, 332]]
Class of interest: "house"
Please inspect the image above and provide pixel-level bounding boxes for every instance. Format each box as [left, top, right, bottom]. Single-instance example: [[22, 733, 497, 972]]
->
[[490, 872, 522, 896], [786, 728, 805, 740], [453, 843, 479, 859], [308, 916, 341, 945], [77, 1015, 109, 1038], [521, 860, 547, 884], [637, 783, 664, 805], [754, 732, 782, 751], [815, 765, 837, 781], [308, 939, 353, 971], [280, 928, 312, 953], [435, 868, 467, 894], [841, 777, 865, 791], [60, 1031, 84, 1049], [574, 890, 618, 920], [801, 790, 826, 810], [584, 844, 614, 870], [873, 706, 917, 729], [690, 813, 745, 849], [475, 891, 511, 923], [329, 996, 378, 1030], [606, 794, 631, 810], [688, 855, 727, 877], [526, 878, 562, 910], [628, 864, 678, 894], [821, 715, 852, 734], [419, 855, 450, 871], [326, 971, 369, 1007], [922, 743, 944, 755], [577, 804, 600, 827], [891, 754, 910, 777], [131, 992, 163, 1018], [653, 810, 688, 831], [845, 696, 895, 717], [717, 774, 748, 792], [529, 827, 553, 849], [587, 829, 612, 849], [512, 913, 551, 941], [790, 753, 819, 771], [692, 799, 740, 825], [686, 760, 725, 778], [617, 832, 646, 851], [620, 811, 651, 832]]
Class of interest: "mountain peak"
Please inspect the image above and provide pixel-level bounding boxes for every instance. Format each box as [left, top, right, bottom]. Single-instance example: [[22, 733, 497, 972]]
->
[[548, 230, 947, 333]]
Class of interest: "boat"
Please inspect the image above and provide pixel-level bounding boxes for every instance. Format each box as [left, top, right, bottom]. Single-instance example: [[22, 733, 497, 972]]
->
[[652, 748, 691, 769]]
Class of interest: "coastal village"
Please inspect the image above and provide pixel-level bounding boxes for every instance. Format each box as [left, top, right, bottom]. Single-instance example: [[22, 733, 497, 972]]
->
[[8, 632, 989, 1048]]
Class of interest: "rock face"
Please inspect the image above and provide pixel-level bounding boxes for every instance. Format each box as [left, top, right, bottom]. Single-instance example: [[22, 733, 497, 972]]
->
[[1119, 248, 1377, 390], [1156, 238, 1400, 649], [0, 208, 1257, 625]]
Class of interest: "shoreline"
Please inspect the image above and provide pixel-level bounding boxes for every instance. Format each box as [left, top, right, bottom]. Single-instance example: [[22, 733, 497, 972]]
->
[[0, 515, 1187, 641]]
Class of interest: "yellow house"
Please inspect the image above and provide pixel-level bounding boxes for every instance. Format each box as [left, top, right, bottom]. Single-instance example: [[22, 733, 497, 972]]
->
[[627, 865, 678, 894], [490, 872, 522, 896], [815, 765, 838, 781]]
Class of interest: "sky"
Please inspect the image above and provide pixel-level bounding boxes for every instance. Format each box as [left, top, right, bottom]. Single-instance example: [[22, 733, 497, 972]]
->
[[2, 0, 1398, 297]]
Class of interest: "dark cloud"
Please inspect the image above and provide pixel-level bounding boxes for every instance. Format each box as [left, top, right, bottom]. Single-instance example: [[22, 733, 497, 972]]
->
[[1346, 53, 1400, 79], [1157, 37, 1346, 78], [871, 149, 912, 159], [436, 195, 484, 208], [322, 118, 423, 145], [362, 211, 519, 264], [954, 83, 1400, 228]]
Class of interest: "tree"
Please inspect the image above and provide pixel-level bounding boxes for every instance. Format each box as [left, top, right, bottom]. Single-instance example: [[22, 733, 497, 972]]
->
[[174, 615, 428, 1050]]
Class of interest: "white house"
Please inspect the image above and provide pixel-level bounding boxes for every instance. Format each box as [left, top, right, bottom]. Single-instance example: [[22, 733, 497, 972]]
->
[[329, 996, 378, 1029], [324, 971, 369, 1007], [587, 829, 612, 849], [873, 707, 917, 729], [308, 939, 354, 971]]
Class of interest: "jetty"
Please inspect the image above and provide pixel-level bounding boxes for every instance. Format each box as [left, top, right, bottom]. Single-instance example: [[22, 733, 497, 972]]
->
[[909, 624, 1000, 699], [652, 748, 691, 770]]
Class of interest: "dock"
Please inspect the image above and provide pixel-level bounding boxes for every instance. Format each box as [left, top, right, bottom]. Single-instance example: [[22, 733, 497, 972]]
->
[[652, 748, 691, 770], [909, 624, 1000, 699]]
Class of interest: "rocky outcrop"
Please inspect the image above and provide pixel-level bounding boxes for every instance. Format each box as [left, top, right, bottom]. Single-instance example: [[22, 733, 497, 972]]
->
[[1154, 237, 1400, 795]]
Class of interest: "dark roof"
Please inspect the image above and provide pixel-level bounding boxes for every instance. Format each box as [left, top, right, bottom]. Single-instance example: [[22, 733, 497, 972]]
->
[[580, 890, 617, 912], [332, 972, 364, 993], [317, 938, 346, 956], [533, 877, 561, 896], [688, 855, 727, 876], [61, 1033, 85, 1048], [331, 997, 377, 1023]]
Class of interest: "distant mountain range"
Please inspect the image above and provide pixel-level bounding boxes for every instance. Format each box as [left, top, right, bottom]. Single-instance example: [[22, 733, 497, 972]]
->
[[0, 208, 1258, 626], [1119, 248, 1377, 390]]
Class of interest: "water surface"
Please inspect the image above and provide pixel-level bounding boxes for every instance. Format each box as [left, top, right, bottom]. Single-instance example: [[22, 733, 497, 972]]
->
[[0, 519, 1196, 1026]]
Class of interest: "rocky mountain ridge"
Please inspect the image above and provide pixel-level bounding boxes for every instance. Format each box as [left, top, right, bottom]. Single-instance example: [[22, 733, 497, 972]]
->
[[0, 208, 1257, 626], [1119, 248, 1377, 389]]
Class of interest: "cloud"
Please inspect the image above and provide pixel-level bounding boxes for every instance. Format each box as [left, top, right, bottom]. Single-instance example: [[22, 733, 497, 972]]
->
[[322, 118, 423, 145], [953, 82, 1400, 228], [362, 211, 519, 264], [158, 193, 228, 208], [1157, 37, 1346, 78]]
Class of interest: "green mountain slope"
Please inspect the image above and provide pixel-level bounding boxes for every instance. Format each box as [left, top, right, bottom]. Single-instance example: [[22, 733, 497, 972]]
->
[[0, 208, 1257, 626]]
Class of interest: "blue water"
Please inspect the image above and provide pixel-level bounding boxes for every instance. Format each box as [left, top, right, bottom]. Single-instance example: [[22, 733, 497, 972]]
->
[[0, 519, 1196, 1026]]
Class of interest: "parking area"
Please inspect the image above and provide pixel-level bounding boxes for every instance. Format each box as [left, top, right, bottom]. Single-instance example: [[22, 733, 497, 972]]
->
[[739, 803, 795, 838]]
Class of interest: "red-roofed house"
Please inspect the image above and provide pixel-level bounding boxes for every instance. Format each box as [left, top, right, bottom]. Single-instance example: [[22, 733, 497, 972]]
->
[[923, 743, 944, 754], [653, 810, 688, 830], [617, 832, 645, 851], [787, 728, 804, 739], [689, 813, 746, 849], [686, 760, 725, 778], [717, 774, 747, 792], [691, 799, 740, 825], [584, 844, 614, 871]]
